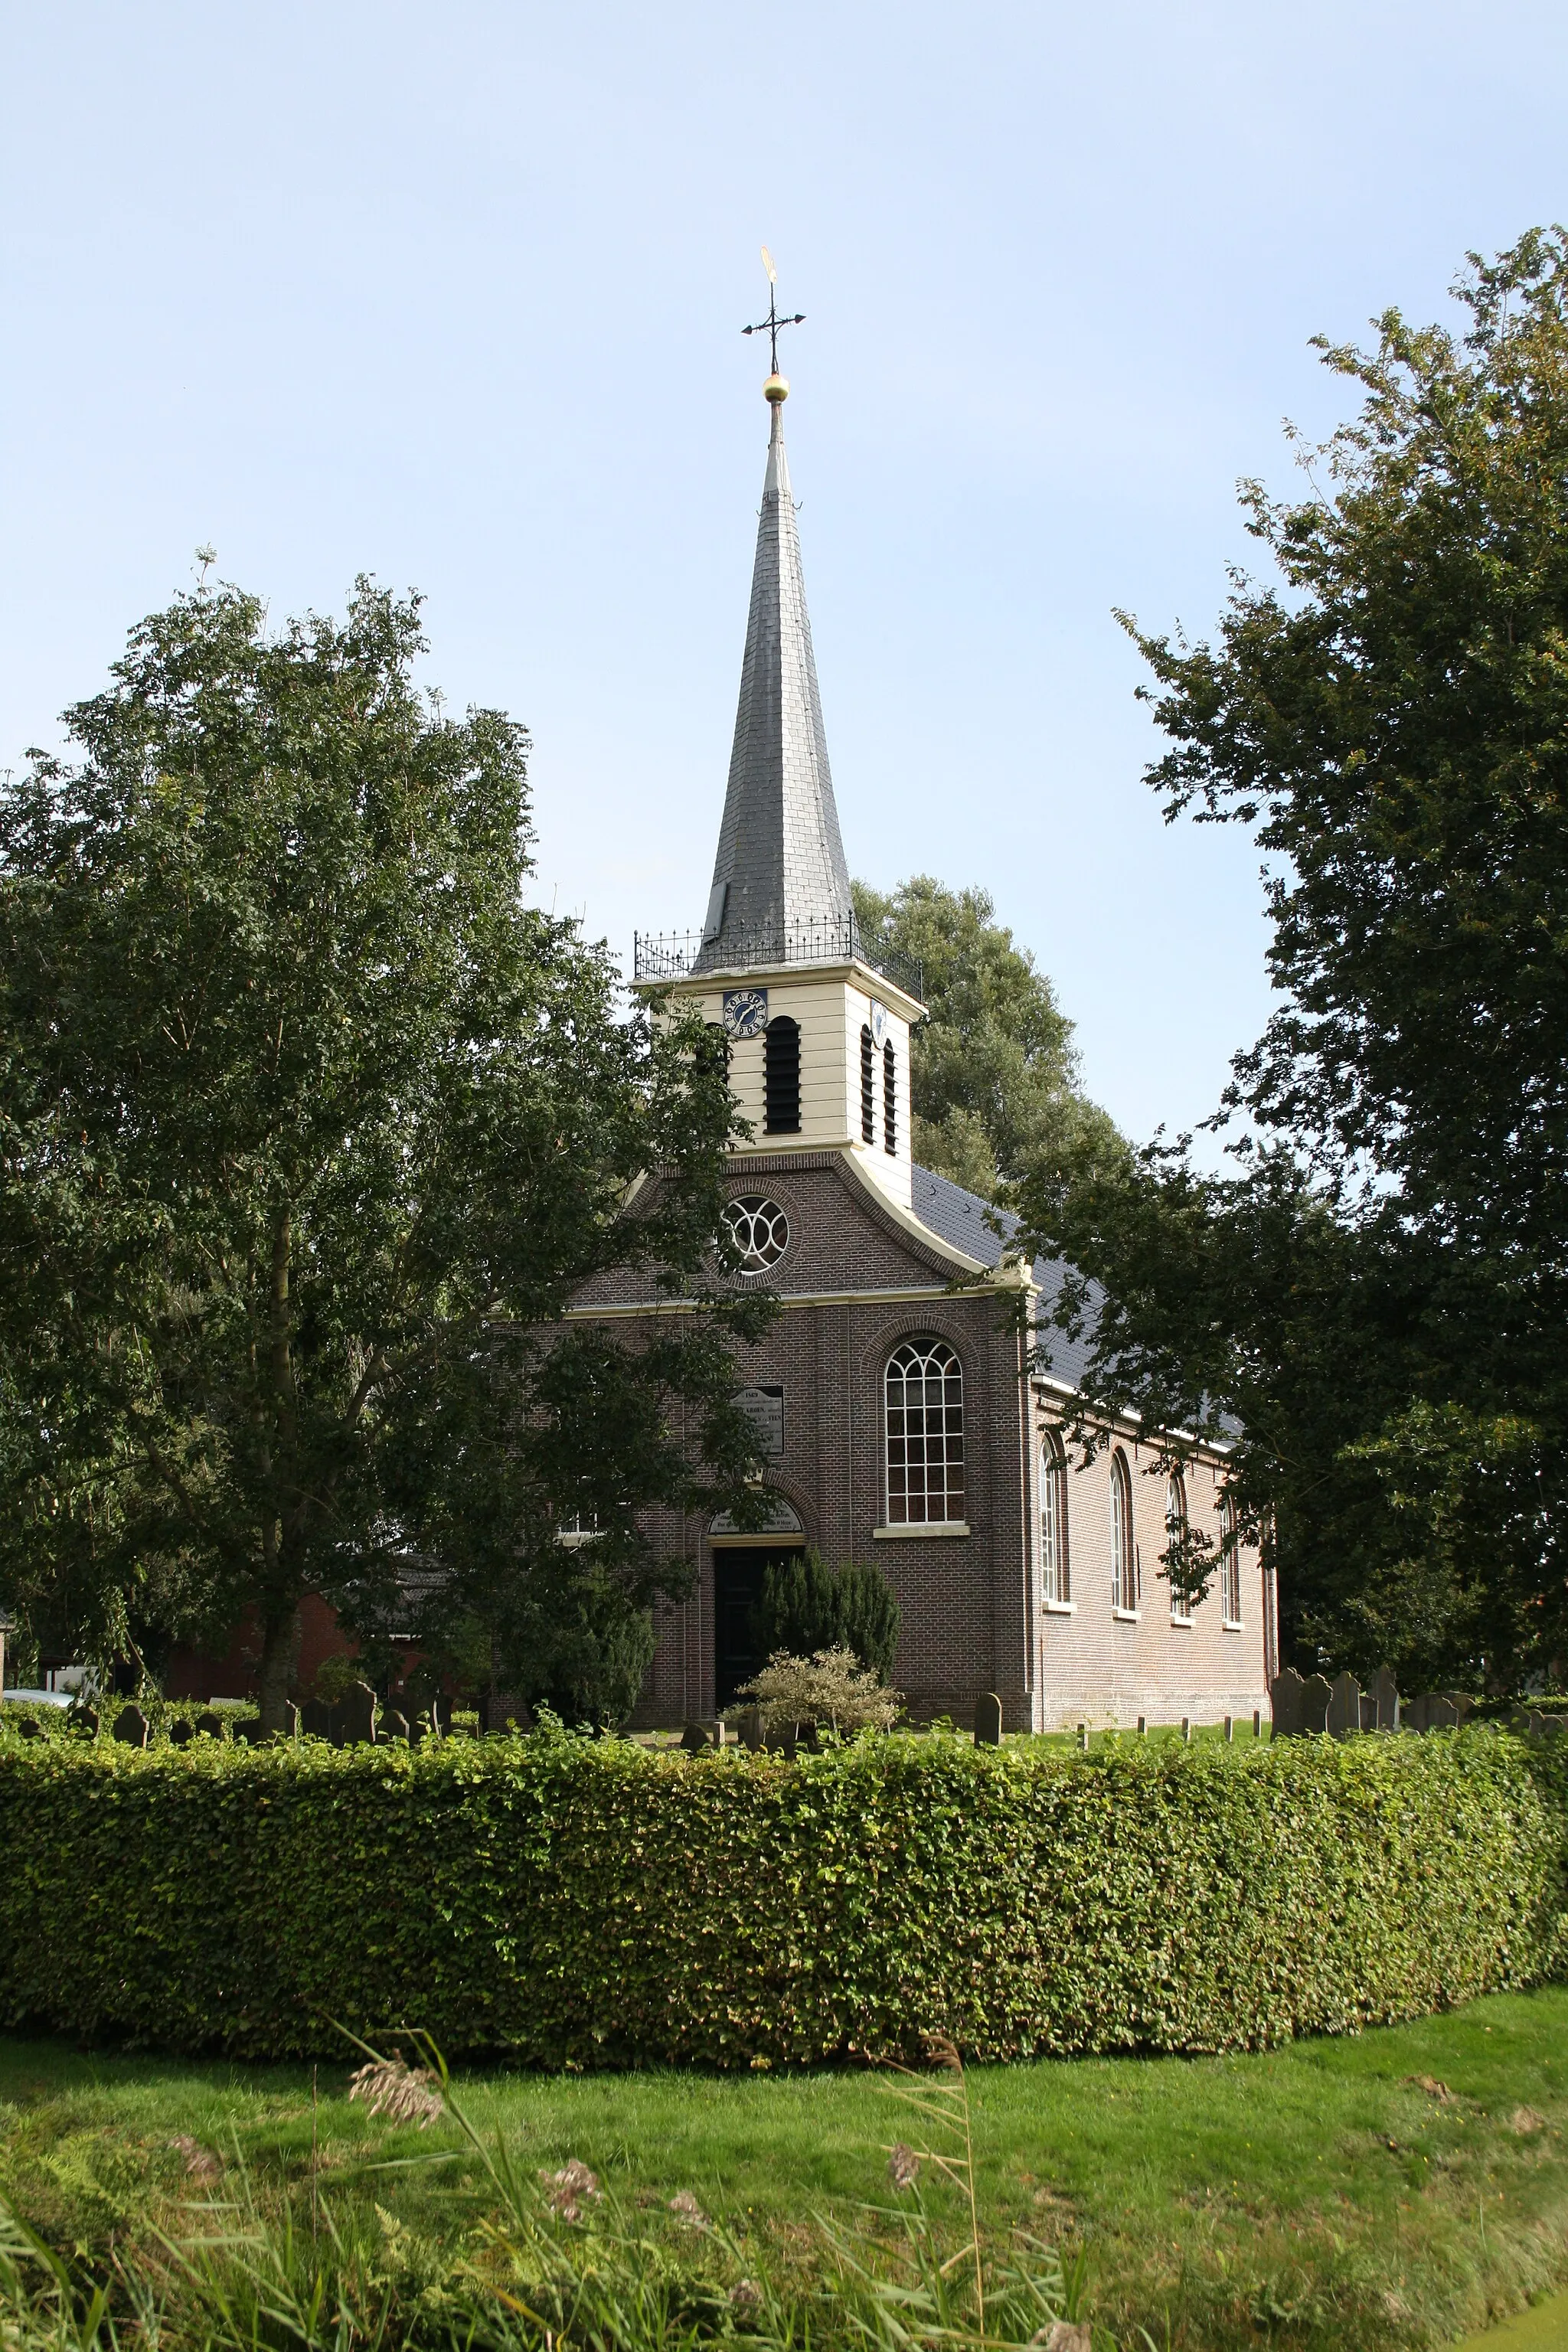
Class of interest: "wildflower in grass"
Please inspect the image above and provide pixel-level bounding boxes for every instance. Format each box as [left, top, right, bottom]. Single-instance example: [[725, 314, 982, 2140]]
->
[[348, 2056, 444, 2128], [668, 2189, 708, 2226], [887, 2141, 920, 2190], [541, 2159, 601, 2221]]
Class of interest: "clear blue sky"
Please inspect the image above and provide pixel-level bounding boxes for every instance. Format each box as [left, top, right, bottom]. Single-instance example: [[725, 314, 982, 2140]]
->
[[2, 0, 1562, 1145]]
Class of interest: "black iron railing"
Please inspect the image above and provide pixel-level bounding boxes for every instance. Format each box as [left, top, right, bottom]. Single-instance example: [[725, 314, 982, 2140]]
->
[[633, 918, 923, 1004]]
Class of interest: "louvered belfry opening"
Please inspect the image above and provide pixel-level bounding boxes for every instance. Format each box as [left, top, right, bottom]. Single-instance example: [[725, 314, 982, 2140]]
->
[[765, 1016, 802, 1133], [861, 1025, 875, 1142], [883, 1040, 897, 1154]]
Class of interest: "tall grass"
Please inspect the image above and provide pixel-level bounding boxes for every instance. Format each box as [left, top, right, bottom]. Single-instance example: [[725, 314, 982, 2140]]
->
[[0, 2034, 1122, 2352]]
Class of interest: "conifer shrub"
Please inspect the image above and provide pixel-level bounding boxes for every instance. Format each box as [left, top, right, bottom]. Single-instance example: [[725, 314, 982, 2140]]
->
[[753, 1550, 900, 1679], [0, 1724, 1560, 2066]]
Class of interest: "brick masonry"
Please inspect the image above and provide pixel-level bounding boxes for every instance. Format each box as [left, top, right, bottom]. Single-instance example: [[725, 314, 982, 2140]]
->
[[571, 1148, 1276, 1733]]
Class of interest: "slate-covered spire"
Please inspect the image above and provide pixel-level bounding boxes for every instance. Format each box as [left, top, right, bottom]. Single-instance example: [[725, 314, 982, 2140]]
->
[[694, 381, 857, 972]]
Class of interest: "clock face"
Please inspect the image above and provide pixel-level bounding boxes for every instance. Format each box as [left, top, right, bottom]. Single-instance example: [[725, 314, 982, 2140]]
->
[[722, 987, 769, 1038]]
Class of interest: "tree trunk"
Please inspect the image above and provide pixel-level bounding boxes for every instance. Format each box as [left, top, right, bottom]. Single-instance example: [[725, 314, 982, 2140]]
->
[[257, 1605, 301, 1735]]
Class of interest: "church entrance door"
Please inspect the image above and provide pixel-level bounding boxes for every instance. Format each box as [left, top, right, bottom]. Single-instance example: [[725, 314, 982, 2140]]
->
[[713, 1547, 798, 1710]]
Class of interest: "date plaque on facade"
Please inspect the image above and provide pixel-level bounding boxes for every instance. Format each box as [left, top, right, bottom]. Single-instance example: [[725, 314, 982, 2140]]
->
[[733, 1383, 785, 1461]]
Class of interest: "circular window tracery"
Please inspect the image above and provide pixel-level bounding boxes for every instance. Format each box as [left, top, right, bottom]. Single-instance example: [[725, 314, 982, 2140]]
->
[[721, 1194, 789, 1274]]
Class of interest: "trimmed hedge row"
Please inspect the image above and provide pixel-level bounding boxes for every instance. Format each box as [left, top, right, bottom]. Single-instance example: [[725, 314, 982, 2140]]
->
[[0, 1726, 1563, 2066]]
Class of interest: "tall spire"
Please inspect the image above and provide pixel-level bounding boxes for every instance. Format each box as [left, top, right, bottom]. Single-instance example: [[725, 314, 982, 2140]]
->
[[694, 380, 856, 972]]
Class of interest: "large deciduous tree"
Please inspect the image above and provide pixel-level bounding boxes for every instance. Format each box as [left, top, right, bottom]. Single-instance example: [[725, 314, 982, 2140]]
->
[[1014, 232, 1568, 1689], [851, 877, 1122, 1200], [0, 580, 769, 1727]]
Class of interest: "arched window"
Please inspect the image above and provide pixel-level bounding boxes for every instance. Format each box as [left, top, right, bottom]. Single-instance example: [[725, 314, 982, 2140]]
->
[[1220, 1492, 1243, 1625], [1110, 1449, 1137, 1613], [1040, 1429, 1070, 1603], [764, 1015, 800, 1133], [885, 1338, 965, 1524], [1166, 1468, 1190, 1619], [884, 1040, 897, 1154], [861, 1024, 875, 1143]]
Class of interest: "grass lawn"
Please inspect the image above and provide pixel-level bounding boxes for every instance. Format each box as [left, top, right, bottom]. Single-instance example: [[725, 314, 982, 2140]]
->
[[2, 1988, 1566, 2349]]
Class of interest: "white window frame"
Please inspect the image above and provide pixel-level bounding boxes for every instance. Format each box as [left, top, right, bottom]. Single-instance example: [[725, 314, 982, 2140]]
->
[[1109, 1448, 1138, 1617], [1040, 1429, 1072, 1609], [884, 1338, 965, 1526]]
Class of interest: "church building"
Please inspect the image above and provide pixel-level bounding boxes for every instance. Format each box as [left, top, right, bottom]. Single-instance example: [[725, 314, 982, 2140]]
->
[[570, 364, 1278, 1733]]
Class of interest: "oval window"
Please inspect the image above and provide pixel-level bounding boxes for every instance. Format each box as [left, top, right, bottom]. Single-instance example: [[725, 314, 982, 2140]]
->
[[721, 1194, 789, 1273]]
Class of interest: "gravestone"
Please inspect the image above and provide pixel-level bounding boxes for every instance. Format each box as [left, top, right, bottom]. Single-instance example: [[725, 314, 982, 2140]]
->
[[736, 1706, 763, 1752], [1270, 1668, 1305, 1737], [973, 1692, 1002, 1746], [1223, 1716, 1234, 1743], [681, 1720, 710, 1753], [1253, 1709, 1262, 1738], [384, 1709, 410, 1744], [18, 1717, 41, 1741], [168, 1719, 192, 1746], [300, 1698, 332, 1739], [113, 1704, 149, 1747], [1327, 1671, 1362, 1740], [195, 1711, 224, 1740], [74, 1707, 100, 1739], [1429, 1695, 1462, 1730], [1136, 1716, 1147, 1736], [338, 1686, 376, 1746], [1300, 1674, 1332, 1735], [1181, 1717, 1191, 1743], [1076, 1723, 1088, 1753], [1373, 1667, 1400, 1730]]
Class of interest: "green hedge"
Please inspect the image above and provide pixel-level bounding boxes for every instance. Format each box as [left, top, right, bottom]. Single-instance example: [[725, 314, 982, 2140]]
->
[[0, 1726, 1563, 2066]]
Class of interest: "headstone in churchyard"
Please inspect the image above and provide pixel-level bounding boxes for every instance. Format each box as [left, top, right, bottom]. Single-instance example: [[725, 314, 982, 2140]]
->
[[18, 1717, 41, 1740], [385, 1709, 410, 1744], [74, 1707, 100, 1738], [1270, 1668, 1305, 1737], [1405, 1692, 1431, 1733], [338, 1685, 376, 1746], [1076, 1723, 1088, 1752], [113, 1704, 149, 1747], [973, 1692, 1002, 1746], [737, 1705, 763, 1751], [1136, 1715, 1147, 1736], [195, 1710, 224, 1739], [1300, 1674, 1332, 1734], [1223, 1716, 1233, 1743], [1373, 1666, 1400, 1730], [300, 1699, 331, 1739], [1181, 1717, 1191, 1743], [1328, 1671, 1362, 1740], [681, 1720, 709, 1753], [1429, 1695, 1462, 1730], [1253, 1709, 1262, 1737], [168, 1719, 192, 1746]]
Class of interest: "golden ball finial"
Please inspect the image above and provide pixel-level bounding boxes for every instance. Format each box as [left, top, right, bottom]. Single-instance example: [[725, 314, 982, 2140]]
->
[[763, 372, 789, 404]]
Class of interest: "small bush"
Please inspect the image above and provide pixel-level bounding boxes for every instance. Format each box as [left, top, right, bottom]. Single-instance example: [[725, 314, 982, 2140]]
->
[[754, 1550, 900, 1679], [734, 1648, 903, 1736]]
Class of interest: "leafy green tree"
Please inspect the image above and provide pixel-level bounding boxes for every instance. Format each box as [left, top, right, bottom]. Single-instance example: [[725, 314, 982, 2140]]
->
[[852, 877, 1122, 1200], [753, 1548, 900, 1681], [1016, 231, 1568, 1689], [0, 579, 773, 1729]]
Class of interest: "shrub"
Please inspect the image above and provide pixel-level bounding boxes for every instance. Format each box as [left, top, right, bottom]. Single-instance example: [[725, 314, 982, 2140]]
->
[[0, 1726, 1560, 2066], [754, 1550, 900, 1679], [734, 1648, 903, 1736]]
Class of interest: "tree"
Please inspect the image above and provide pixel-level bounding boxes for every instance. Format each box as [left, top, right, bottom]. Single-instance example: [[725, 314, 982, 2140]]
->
[[0, 579, 773, 1729], [753, 1548, 900, 1681], [1014, 232, 1568, 1689], [852, 877, 1123, 1200]]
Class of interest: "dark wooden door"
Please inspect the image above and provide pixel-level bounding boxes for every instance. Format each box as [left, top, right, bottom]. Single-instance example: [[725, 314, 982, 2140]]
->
[[714, 1546, 798, 1710]]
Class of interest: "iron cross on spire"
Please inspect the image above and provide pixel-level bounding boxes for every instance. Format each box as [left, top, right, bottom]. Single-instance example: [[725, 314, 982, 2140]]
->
[[741, 245, 805, 374]]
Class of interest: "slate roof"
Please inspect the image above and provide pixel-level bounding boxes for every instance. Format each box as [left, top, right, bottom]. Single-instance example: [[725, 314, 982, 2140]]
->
[[910, 1164, 1101, 1390], [693, 398, 858, 973]]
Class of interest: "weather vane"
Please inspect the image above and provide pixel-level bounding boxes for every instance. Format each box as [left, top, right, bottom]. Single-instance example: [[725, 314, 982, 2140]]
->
[[742, 247, 805, 375]]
